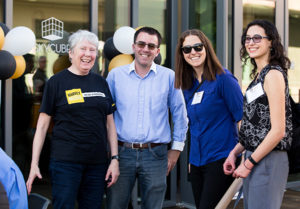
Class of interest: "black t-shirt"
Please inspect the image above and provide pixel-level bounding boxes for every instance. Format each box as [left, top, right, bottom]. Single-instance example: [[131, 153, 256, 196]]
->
[[40, 69, 115, 164]]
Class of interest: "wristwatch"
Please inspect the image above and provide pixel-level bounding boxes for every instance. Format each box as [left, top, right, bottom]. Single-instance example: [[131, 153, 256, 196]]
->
[[111, 155, 120, 161]]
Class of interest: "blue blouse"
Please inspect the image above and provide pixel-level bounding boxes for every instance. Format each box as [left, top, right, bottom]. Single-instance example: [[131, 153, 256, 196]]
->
[[183, 69, 243, 166]]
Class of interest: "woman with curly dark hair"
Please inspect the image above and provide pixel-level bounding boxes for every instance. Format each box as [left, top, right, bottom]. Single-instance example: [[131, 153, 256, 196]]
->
[[224, 20, 292, 209]]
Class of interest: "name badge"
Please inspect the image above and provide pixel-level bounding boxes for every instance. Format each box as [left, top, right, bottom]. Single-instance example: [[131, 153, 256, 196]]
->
[[245, 82, 264, 103], [191, 91, 204, 105], [65, 89, 85, 104]]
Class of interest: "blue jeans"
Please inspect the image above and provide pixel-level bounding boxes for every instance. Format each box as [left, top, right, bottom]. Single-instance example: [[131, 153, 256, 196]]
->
[[49, 159, 107, 209], [107, 144, 168, 209]]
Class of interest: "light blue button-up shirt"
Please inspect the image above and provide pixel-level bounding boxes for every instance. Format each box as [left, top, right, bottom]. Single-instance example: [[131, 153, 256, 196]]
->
[[0, 148, 28, 209], [107, 61, 188, 151]]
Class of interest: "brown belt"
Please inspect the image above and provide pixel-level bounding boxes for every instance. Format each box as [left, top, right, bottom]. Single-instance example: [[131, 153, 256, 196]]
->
[[118, 141, 163, 149]]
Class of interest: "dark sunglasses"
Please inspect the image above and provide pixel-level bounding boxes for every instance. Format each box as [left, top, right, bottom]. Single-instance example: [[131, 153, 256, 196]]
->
[[181, 43, 204, 54], [244, 34, 269, 44], [135, 41, 158, 50]]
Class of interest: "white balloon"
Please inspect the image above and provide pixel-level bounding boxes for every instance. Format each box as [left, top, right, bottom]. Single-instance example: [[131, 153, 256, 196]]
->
[[113, 26, 135, 54], [2, 26, 36, 56]]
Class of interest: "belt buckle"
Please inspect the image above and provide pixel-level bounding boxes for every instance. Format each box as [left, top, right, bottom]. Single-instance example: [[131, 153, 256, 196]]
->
[[131, 143, 143, 149]]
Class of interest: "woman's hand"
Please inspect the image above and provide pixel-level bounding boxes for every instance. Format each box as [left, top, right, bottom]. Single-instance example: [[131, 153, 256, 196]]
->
[[233, 162, 251, 178], [223, 151, 237, 175], [105, 159, 120, 188], [26, 164, 42, 194]]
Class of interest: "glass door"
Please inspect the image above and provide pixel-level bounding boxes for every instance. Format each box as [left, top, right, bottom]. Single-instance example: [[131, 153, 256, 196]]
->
[[287, 0, 300, 187], [12, 0, 90, 200], [241, 0, 275, 93]]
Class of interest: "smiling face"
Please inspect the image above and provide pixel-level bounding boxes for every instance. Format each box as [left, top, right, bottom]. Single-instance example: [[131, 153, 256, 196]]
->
[[133, 32, 160, 70], [182, 35, 206, 72], [245, 25, 272, 62], [69, 39, 97, 75]]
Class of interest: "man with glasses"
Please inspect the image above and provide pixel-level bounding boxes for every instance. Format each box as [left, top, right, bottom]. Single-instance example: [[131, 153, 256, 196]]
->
[[33, 56, 48, 102], [106, 26, 188, 209]]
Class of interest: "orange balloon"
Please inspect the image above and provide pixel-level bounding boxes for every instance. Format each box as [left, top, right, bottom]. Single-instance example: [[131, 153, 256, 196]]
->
[[10, 56, 26, 79], [108, 54, 133, 72], [135, 26, 144, 31], [53, 55, 71, 74], [0, 28, 4, 50]]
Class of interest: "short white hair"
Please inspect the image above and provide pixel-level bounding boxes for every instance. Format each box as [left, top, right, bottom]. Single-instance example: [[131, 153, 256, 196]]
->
[[68, 30, 99, 52]]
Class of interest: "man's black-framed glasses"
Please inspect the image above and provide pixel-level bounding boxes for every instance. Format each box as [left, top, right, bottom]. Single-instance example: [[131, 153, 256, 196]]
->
[[135, 41, 159, 50]]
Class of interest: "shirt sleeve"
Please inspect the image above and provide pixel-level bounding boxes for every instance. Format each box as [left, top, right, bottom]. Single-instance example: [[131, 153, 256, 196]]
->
[[103, 79, 116, 114], [40, 77, 56, 116], [106, 71, 116, 102], [168, 73, 189, 151], [0, 150, 28, 209], [218, 71, 243, 122]]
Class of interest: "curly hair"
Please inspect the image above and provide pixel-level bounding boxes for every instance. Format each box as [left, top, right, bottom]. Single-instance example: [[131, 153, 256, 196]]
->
[[240, 19, 290, 78]]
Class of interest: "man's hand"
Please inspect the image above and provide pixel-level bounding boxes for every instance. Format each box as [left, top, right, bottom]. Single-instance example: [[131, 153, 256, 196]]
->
[[167, 150, 181, 176]]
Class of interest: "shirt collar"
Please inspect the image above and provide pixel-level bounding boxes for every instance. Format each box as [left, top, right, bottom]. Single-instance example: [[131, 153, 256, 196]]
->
[[128, 61, 157, 75]]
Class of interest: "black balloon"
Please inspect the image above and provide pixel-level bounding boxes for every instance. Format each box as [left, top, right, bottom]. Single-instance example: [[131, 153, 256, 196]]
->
[[0, 22, 10, 35], [103, 37, 121, 60], [0, 50, 16, 79], [154, 53, 162, 65]]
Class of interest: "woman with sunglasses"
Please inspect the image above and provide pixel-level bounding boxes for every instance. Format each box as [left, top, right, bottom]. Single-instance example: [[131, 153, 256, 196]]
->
[[223, 20, 292, 209], [175, 29, 243, 209]]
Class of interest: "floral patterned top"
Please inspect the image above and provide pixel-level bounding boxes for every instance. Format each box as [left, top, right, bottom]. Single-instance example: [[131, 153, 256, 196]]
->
[[239, 65, 292, 151]]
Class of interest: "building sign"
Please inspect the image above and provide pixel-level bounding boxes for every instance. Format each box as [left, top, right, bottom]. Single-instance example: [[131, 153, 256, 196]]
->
[[37, 17, 69, 54]]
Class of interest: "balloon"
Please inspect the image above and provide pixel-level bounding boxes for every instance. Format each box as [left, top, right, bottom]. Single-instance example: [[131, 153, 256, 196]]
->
[[154, 53, 162, 65], [2, 26, 36, 56], [0, 28, 4, 50], [53, 55, 71, 74], [0, 22, 10, 35], [103, 37, 121, 60], [108, 54, 133, 72], [0, 50, 16, 79], [50, 31, 70, 55], [135, 26, 144, 31], [113, 26, 135, 54], [10, 56, 26, 79]]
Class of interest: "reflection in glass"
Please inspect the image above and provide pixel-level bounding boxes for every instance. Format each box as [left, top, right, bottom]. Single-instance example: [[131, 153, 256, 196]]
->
[[12, 0, 90, 198], [98, 0, 129, 76], [228, 0, 233, 72], [138, 0, 167, 66], [288, 0, 300, 102], [189, 0, 216, 50], [242, 0, 275, 93], [0, 0, 3, 22]]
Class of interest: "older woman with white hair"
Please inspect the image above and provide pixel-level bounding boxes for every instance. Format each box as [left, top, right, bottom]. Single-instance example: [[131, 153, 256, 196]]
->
[[26, 30, 119, 209]]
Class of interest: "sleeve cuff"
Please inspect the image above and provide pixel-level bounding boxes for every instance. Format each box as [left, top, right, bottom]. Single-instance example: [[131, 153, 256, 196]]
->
[[171, 141, 185, 151]]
